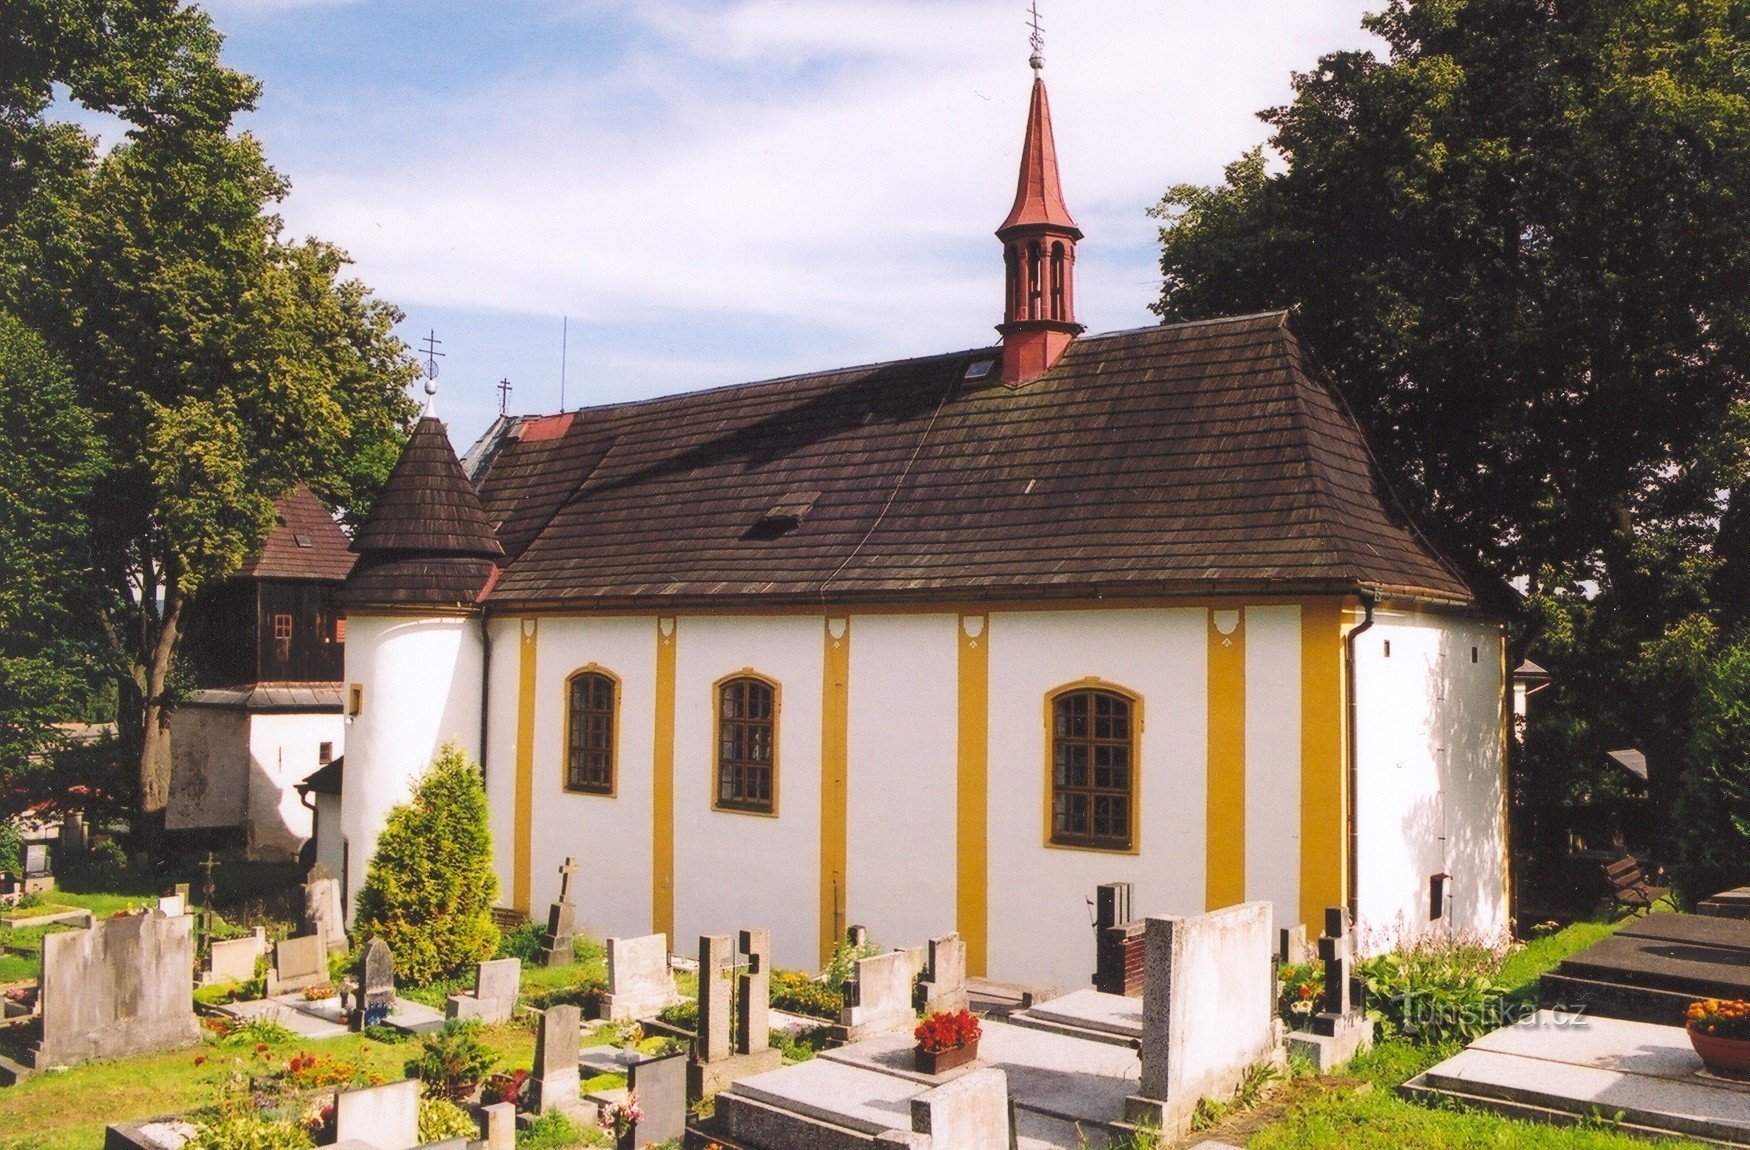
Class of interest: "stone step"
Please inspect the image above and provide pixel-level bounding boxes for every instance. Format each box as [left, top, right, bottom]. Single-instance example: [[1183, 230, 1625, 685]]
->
[[1538, 972, 1696, 1027], [1005, 1011, 1138, 1049]]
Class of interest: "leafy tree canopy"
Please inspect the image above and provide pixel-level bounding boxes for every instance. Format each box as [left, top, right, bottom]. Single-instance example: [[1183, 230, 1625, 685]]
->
[[0, 1, 420, 815], [1153, 0, 1750, 856]]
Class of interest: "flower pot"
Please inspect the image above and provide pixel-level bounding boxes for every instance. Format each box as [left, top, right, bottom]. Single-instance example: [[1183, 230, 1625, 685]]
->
[[1688, 1026, 1750, 1076], [915, 1040, 979, 1075]]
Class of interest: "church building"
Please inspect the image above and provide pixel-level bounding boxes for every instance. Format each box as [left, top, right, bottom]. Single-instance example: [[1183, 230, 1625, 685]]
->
[[339, 63, 1509, 988]]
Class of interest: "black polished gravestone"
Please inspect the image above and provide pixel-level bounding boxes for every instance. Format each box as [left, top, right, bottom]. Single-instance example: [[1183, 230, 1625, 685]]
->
[[351, 938, 395, 1031]]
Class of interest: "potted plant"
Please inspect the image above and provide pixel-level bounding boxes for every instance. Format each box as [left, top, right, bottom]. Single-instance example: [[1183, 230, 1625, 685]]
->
[[601, 1091, 644, 1150], [1687, 998, 1750, 1076], [913, 1008, 982, 1074]]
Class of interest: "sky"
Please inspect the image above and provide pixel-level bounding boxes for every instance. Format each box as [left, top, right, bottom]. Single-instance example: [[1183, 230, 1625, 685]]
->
[[182, 0, 1384, 449]]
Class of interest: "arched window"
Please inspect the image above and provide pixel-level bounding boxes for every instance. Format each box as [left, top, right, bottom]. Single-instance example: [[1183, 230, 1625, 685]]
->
[[565, 669, 618, 795], [716, 675, 777, 814], [1050, 242, 1066, 320], [1049, 685, 1137, 850]]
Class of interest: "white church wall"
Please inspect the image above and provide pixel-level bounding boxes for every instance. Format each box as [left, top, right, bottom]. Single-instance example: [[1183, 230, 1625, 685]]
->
[[845, 614, 958, 953], [985, 608, 1209, 990], [672, 615, 825, 972], [483, 614, 524, 906], [313, 792, 344, 886], [525, 616, 659, 939], [244, 711, 341, 861], [1352, 610, 1507, 950], [1243, 605, 1302, 931], [340, 613, 483, 910]]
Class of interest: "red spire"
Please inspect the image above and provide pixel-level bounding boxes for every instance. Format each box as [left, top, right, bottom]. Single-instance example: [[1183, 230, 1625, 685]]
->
[[997, 73, 1083, 387], [1000, 77, 1081, 236]]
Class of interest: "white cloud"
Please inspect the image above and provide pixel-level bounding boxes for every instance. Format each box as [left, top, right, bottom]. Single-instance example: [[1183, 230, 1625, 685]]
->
[[252, 2, 1382, 411]]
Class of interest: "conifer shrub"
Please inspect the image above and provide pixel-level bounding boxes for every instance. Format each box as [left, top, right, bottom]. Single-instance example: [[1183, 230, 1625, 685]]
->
[[351, 744, 499, 985]]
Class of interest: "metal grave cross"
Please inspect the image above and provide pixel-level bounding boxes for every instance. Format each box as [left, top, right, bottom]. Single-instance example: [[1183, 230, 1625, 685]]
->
[[557, 856, 579, 904]]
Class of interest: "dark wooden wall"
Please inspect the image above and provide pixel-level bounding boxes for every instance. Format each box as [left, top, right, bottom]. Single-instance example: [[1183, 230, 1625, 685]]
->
[[256, 579, 345, 684]]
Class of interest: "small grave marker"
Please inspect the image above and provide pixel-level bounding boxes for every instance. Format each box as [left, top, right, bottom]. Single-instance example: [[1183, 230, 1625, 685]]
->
[[351, 938, 394, 1030]]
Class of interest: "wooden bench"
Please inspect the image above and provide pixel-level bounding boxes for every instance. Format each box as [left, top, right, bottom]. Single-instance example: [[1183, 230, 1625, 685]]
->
[[1603, 856, 1668, 916]]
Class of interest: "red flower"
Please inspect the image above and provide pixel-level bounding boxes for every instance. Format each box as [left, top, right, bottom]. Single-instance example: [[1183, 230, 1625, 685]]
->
[[914, 1009, 982, 1054]]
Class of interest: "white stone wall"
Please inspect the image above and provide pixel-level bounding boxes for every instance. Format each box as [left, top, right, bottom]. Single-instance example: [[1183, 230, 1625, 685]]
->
[[166, 707, 250, 830], [985, 608, 1210, 988], [1352, 609, 1508, 948], [244, 711, 343, 861], [524, 616, 659, 940], [671, 615, 825, 972], [340, 613, 484, 910], [312, 792, 345, 885], [845, 614, 959, 957]]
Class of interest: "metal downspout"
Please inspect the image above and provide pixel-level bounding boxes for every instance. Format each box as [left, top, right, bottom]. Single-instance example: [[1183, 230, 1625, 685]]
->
[[1345, 590, 1378, 927]]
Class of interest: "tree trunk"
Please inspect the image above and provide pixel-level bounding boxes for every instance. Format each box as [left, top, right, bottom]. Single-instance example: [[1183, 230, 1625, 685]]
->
[[136, 587, 182, 815]]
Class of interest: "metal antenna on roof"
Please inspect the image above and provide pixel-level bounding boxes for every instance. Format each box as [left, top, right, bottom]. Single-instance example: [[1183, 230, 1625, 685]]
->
[[418, 328, 444, 416], [1027, 0, 1045, 74], [497, 377, 513, 415]]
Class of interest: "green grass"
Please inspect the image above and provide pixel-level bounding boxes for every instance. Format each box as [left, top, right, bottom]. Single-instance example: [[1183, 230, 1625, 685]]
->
[[1497, 920, 1619, 995], [0, 1020, 537, 1150], [0, 904, 83, 924]]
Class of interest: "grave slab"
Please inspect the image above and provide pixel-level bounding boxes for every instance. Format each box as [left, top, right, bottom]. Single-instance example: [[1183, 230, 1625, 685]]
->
[[1404, 1010, 1750, 1146], [215, 997, 348, 1040], [1699, 887, 1750, 920], [1009, 988, 1142, 1046], [333, 1079, 419, 1150]]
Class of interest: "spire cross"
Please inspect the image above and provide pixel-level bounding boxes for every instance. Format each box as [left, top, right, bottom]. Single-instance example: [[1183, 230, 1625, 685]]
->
[[497, 377, 513, 414], [558, 856, 579, 904], [419, 329, 445, 382], [1027, 1, 1045, 73]]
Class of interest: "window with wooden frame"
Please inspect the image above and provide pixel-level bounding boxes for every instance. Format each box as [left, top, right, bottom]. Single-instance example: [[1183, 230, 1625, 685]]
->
[[272, 613, 294, 642], [1049, 685, 1137, 850], [715, 675, 777, 814], [564, 669, 618, 795]]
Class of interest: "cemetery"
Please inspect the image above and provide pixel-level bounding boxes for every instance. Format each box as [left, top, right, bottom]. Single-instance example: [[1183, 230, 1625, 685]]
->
[[0, 791, 1745, 1150]]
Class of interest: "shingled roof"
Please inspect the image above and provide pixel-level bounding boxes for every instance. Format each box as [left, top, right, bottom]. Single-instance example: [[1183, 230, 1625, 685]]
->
[[241, 485, 354, 582], [347, 415, 502, 608], [466, 312, 1475, 609]]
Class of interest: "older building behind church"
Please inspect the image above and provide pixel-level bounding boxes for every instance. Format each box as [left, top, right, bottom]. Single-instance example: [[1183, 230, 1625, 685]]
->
[[337, 65, 1508, 987]]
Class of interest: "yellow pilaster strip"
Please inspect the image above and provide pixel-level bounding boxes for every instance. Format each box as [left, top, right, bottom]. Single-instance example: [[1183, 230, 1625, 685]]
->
[[652, 617, 677, 943], [1206, 608, 1247, 910], [819, 617, 851, 968], [957, 614, 990, 977], [1299, 599, 1347, 930], [513, 617, 538, 913]]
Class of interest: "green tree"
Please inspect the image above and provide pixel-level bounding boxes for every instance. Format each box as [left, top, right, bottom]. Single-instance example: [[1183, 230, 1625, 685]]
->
[[1152, 0, 1750, 851], [352, 745, 501, 986], [0, 2, 421, 816], [1673, 642, 1750, 903], [0, 311, 107, 816]]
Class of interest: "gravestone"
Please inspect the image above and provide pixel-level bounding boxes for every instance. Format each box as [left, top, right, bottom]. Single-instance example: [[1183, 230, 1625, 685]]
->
[[530, 1004, 595, 1120], [1124, 901, 1281, 1140], [203, 928, 266, 985], [914, 932, 969, 1015], [333, 1078, 419, 1150], [1279, 924, 1309, 966], [837, 950, 916, 1042], [1093, 883, 1146, 997], [737, 929, 771, 1055], [537, 857, 579, 967], [911, 1066, 1011, 1150], [303, 863, 348, 954], [34, 913, 200, 1067], [351, 938, 395, 1030], [687, 931, 781, 1098], [479, 1101, 514, 1150], [22, 844, 51, 895], [697, 935, 733, 1064], [445, 957, 520, 1024], [156, 893, 186, 918], [266, 934, 328, 996], [1287, 907, 1373, 1072], [600, 933, 679, 1021], [57, 812, 87, 855], [623, 1051, 687, 1146]]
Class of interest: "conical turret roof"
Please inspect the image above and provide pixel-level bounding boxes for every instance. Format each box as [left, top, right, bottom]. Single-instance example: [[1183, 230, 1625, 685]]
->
[[999, 76, 1080, 236], [352, 417, 503, 559]]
